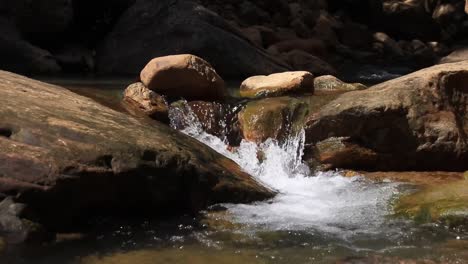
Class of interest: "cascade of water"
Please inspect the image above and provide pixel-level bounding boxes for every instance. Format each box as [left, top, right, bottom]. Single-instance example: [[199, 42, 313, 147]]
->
[[169, 102, 401, 237]]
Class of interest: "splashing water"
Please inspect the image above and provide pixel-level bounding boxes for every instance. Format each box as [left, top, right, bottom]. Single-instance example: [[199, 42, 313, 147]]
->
[[169, 102, 401, 238]]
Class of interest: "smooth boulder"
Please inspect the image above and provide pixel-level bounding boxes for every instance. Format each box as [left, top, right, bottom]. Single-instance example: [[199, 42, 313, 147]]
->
[[240, 71, 314, 98], [305, 61, 468, 171], [140, 55, 225, 101], [0, 70, 273, 235]]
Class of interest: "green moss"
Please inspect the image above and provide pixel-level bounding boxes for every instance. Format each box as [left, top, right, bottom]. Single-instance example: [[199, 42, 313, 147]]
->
[[238, 97, 309, 143], [394, 180, 468, 226]]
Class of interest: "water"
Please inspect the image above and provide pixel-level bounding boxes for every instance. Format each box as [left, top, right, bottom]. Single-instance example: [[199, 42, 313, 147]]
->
[[171, 102, 401, 237], [1, 84, 466, 263]]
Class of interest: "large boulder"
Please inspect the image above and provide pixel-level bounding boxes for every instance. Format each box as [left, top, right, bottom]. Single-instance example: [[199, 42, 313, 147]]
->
[[240, 71, 314, 98], [96, 0, 289, 78], [140, 55, 225, 101], [305, 61, 468, 171], [0, 71, 273, 235]]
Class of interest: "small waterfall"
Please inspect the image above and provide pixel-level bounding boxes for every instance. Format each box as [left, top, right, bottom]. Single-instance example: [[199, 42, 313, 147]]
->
[[169, 102, 401, 237]]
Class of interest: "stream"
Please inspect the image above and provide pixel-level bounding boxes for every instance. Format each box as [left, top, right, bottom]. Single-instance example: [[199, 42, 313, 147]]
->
[[1, 80, 466, 264]]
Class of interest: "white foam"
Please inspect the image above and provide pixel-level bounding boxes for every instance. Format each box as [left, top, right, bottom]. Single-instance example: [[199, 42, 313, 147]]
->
[[169, 103, 401, 237]]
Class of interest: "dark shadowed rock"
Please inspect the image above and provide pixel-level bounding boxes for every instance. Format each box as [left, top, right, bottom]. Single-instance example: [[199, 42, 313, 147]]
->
[[0, 17, 61, 74], [97, 0, 289, 78], [0, 71, 274, 233], [305, 61, 468, 171], [281, 50, 337, 76]]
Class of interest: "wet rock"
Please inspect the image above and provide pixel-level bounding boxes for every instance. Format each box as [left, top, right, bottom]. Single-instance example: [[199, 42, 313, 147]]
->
[[281, 50, 337, 76], [0, 197, 51, 244], [394, 180, 468, 227], [122, 82, 169, 123], [140, 54, 225, 101], [0, 70, 274, 233], [240, 71, 314, 99], [305, 61, 468, 171], [313, 75, 366, 92], [97, 0, 289, 78], [169, 100, 242, 145], [238, 97, 309, 143]]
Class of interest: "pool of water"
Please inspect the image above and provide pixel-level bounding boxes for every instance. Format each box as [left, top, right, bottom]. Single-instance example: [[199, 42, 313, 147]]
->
[[1, 80, 466, 264]]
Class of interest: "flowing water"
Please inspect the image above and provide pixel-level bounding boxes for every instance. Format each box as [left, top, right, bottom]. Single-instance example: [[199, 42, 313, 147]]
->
[[1, 83, 467, 263]]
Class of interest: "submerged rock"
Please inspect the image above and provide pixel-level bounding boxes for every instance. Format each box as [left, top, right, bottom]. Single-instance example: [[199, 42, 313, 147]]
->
[[313, 75, 367, 92], [0, 70, 273, 234], [394, 180, 468, 227], [240, 71, 314, 98], [123, 82, 169, 123], [305, 61, 468, 171], [238, 97, 309, 143], [140, 54, 225, 101]]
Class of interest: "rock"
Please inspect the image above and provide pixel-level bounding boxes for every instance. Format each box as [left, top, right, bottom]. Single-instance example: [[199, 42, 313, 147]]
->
[[439, 47, 468, 64], [466, 0, 468, 14], [394, 180, 468, 227], [305, 61, 468, 171], [380, 0, 439, 40], [337, 21, 372, 49], [169, 101, 242, 145], [5, 0, 73, 35], [240, 71, 314, 98], [0, 197, 51, 244], [240, 27, 263, 47], [97, 0, 289, 78], [139, 54, 225, 101], [54, 44, 95, 73], [269, 38, 327, 58], [281, 50, 337, 76], [238, 97, 309, 143], [0, 17, 61, 74], [122, 82, 169, 123], [373, 32, 404, 57], [313, 75, 366, 92], [0, 70, 274, 233]]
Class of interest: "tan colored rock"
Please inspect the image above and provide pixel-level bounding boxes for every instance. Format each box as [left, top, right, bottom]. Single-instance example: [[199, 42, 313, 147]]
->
[[0, 70, 273, 236], [240, 71, 314, 98], [466, 0, 468, 14], [140, 54, 225, 100], [313, 75, 366, 92], [439, 47, 468, 64], [305, 61, 468, 171], [123, 82, 169, 122]]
